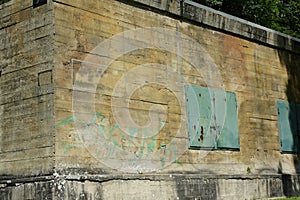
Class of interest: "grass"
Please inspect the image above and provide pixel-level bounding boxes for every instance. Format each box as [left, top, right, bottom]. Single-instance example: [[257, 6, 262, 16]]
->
[[274, 197, 300, 200]]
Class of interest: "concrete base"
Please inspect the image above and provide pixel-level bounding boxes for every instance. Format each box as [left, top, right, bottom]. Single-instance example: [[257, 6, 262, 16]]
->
[[1, 174, 299, 199]]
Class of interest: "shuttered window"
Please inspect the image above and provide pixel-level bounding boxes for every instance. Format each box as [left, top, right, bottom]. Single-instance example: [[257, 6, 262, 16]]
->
[[277, 100, 300, 153], [185, 85, 239, 150]]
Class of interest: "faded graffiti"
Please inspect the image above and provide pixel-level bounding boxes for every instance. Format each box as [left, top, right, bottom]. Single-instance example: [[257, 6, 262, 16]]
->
[[66, 27, 225, 172], [56, 112, 180, 168]]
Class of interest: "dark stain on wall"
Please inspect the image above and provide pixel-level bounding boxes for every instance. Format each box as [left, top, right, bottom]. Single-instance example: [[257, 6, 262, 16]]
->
[[278, 35, 300, 196], [0, 0, 11, 4], [0, 181, 54, 200], [175, 176, 217, 200], [33, 0, 47, 8]]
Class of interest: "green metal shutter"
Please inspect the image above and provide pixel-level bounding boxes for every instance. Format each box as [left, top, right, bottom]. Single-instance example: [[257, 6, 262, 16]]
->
[[277, 100, 299, 153], [198, 87, 215, 148], [185, 85, 239, 149], [217, 91, 239, 149], [185, 85, 213, 148], [213, 89, 226, 149], [185, 85, 201, 148]]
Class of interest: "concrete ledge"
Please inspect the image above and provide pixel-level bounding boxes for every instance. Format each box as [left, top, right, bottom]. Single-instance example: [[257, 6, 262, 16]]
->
[[1, 173, 299, 199], [0, 173, 283, 184], [118, 0, 300, 53]]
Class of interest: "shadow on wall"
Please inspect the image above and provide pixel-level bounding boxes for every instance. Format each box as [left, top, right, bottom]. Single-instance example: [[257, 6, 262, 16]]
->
[[0, 0, 11, 4], [278, 36, 300, 196]]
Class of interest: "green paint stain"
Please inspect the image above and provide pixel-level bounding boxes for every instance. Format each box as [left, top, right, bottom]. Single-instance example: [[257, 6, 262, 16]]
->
[[109, 124, 120, 147], [119, 130, 127, 154], [147, 136, 156, 154], [160, 156, 166, 167], [167, 139, 178, 164], [129, 127, 138, 140], [137, 138, 146, 158], [159, 121, 166, 131], [63, 143, 75, 153], [159, 139, 179, 167], [91, 112, 105, 124], [99, 125, 105, 135], [79, 119, 88, 126], [56, 114, 180, 165], [55, 116, 76, 128]]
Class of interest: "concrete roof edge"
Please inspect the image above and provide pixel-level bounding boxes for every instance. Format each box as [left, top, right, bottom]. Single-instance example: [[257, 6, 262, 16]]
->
[[184, 0, 300, 43], [126, 0, 300, 53]]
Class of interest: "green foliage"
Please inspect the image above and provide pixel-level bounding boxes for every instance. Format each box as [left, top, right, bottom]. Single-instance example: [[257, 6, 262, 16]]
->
[[193, 0, 223, 10], [195, 0, 300, 38], [206, 0, 223, 9], [275, 0, 300, 38]]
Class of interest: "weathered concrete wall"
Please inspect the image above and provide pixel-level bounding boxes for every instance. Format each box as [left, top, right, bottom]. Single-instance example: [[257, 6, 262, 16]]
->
[[1, 0, 300, 199], [0, 0, 55, 177], [51, 0, 300, 198], [0, 178, 53, 200], [53, 0, 300, 174]]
